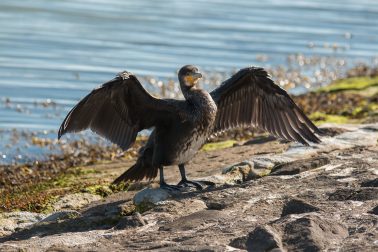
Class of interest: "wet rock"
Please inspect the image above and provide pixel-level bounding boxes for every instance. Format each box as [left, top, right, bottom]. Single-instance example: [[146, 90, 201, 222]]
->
[[133, 188, 173, 206], [53, 193, 102, 211], [281, 199, 320, 217], [246, 226, 283, 252], [282, 214, 348, 251], [361, 178, 378, 187], [270, 156, 330, 176], [328, 188, 378, 201]]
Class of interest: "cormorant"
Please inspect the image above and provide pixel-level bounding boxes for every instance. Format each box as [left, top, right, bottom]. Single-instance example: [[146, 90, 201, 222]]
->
[[58, 65, 321, 190]]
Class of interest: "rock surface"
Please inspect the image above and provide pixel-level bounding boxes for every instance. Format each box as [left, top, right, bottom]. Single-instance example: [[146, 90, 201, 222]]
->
[[133, 188, 173, 206], [0, 123, 377, 251], [53, 193, 102, 211]]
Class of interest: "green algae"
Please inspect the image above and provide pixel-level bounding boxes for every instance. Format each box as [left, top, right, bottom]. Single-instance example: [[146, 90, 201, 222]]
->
[[0, 168, 107, 213], [317, 76, 378, 93], [304, 76, 378, 124], [309, 112, 350, 125]]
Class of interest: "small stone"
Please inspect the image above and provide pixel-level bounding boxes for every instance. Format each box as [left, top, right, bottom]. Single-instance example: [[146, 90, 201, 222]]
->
[[222, 161, 260, 182], [133, 188, 173, 206], [246, 226, 283, 252], [281, 199, 320, 217]]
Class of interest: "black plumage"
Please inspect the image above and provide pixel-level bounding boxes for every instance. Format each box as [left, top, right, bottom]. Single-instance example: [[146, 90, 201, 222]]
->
[[210, 68, 321, 145], [58, 65, 321, 190]]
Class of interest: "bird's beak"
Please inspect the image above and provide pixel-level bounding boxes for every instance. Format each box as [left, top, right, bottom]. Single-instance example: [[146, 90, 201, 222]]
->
[[184, 72, 203, 87], [192, 72, 203, 80]]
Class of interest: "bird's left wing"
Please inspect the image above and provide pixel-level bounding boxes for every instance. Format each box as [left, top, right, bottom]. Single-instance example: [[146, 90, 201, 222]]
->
[[58, 71, 184, 150], [210, 67, 322, 145]]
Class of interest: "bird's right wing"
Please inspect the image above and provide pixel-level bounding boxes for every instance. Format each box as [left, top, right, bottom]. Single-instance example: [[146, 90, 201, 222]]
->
[[210, 67, 322, 145], [58, 71, 183, 150]]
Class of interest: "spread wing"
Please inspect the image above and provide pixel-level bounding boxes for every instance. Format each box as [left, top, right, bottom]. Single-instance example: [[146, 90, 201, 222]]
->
[[58, 71, 182, 150], [210, 67, 322, 145]]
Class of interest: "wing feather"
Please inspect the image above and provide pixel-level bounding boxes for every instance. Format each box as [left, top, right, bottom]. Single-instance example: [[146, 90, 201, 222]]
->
[[210, 67, 321, 145], [58, 71, 183, 150]]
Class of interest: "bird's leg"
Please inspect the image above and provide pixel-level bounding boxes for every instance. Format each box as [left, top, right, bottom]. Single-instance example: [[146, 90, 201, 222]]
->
[[159, 166, 181, 191], [177, 164, 215, 190]]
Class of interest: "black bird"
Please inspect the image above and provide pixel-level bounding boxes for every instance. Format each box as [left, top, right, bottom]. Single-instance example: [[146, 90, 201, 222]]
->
[[58, 65, 321, 190]]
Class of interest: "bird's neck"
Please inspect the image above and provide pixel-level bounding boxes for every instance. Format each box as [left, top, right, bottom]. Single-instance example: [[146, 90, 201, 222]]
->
[[179, 81, 217, 113], [183, 87, 217, 114], [181, 85, 199, 100]]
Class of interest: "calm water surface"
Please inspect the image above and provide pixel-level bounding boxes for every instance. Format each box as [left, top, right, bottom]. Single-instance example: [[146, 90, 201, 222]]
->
[[0, 0, 378, 163]]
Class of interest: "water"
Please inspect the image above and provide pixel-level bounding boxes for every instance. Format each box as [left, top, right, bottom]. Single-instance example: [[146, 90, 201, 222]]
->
[[1, 0, 378, 130], [0, 0, 378, 164]]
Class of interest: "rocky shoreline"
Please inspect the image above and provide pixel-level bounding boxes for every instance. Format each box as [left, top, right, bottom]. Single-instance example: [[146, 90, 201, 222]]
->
[[0, 73, 377, 251], [0, 123, 377, 251]]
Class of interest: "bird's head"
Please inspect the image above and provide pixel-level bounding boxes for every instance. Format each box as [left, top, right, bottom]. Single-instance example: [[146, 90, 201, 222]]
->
[[178, 65, 202, 90]]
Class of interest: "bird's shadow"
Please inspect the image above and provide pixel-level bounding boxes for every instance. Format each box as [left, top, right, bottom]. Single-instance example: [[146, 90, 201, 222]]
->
[[0, 199, 129, 243], [0, 182, 244, 244]]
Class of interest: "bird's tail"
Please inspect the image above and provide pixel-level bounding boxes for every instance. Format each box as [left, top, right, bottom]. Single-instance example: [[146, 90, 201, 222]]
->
[[112, 146, 158, 185], [112, 160, 159, 185]]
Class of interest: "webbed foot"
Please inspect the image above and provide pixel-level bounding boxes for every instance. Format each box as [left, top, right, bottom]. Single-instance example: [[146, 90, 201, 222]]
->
[[160, 182, 181, 192]]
